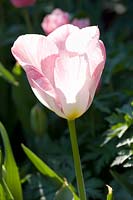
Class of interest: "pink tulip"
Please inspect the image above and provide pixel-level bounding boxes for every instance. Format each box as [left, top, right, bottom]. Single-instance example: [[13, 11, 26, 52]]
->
[[11, 25, 106, 120], [71, 18, 90, 28], [10, 0, 36, 8], [41, 8, 70, 34]]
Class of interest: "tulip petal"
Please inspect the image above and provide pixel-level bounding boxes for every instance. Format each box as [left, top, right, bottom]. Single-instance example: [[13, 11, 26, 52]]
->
[[11, 34, 58, 71], [66, 26, 99, 54], [54, 53, 90, 119], [48, 24, 79, 50], [41, 55, 58, 86], [26, 66, 65, 118], [88, 40, 106, 104], [88, 40, 106, 76]]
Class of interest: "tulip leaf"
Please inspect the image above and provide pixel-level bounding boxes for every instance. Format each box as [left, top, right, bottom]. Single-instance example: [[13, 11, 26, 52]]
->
[[0, 62, 18, 86], [0, 122, 23, 200], [22, 144, 80, 200], [0, 141, 14, 200], [0, 150, 6, 200], [1, 178, 14, 200], [106, 185, 113, 200], [21, 144, 64, 184], [0, 150, 2, 180], [0, 184, 6, 200], [54, 184, 74, 200]]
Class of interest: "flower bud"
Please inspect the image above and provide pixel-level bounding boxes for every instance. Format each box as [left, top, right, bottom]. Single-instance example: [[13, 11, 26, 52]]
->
[[71, 18, 90, 28], [10, 0, 36, 8], [41, 8, 70, 34]]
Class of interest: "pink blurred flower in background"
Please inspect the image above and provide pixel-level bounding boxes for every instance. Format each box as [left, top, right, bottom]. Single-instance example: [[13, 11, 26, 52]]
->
[[11, 24, 106, 120], [10, 0, 36, 8], [71, 18, 90, 28], [41, 8, 70, 34]]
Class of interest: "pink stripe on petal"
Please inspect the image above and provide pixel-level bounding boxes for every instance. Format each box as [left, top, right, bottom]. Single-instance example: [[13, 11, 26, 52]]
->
[[41, 54, 59, 86], [11, 34, 58, 72], [26, 67, 65, 118], [26, 67, 56, 98]]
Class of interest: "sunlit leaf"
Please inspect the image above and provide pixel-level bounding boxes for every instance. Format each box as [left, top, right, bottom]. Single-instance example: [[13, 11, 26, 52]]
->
[[111, 150, 133, 167], [1, 177, 14, 200], [22, 144, 63, 184], [117, 137, 133, 147], [106, 185, 113, 200], [102, 123, 129, 145], [0, 184, 6, 200], [12, 63, 22, 76], [0, 150, 6, 200], [0, 122, 23, 200], [103, 101, 133, 146], [0, 149, 14, 199]]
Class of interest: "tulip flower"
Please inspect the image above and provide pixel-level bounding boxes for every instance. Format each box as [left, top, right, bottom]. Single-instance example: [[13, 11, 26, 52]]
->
[[71, 18, 90, 28], [11, 24, 106, 120], [10, 0, 36, 8], [41, 8, 70, 34], [11, 24, 106, 200]]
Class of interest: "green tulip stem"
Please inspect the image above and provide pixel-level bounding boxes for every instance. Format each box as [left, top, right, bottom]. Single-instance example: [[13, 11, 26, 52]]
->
[[22, 8, 33, 33], [68, 120, 87, 200]]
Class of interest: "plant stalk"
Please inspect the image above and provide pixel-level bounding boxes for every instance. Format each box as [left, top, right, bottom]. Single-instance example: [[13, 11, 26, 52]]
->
[[68, 120, 87, 200], [22, 8, 33, 33]]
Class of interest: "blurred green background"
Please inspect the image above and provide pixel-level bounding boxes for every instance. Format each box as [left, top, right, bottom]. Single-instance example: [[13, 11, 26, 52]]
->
[[0, 0, 133, 199]]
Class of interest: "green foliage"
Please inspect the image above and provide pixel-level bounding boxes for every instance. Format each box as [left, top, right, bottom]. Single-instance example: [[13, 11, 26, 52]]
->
[[102, 102, 133, 198], [54, 184, 74, 200], [110, 176, 133, 200], [23, 173, 59, 200], [12, 66, 36, 136], [110, 170, 133, 197], [30, 103, 47, 136], [0, 122, 23, 200], [85, 177, 104, 199], [103, 101, 133, 168], [0, 0, 132, 199], [0, 183, 6, 200], [0, 177, 14, 200], [22, 144, 64, 184], [22, 144, 79, 200], [0, 151, 6, 200], [0, 62, 18, 86]]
